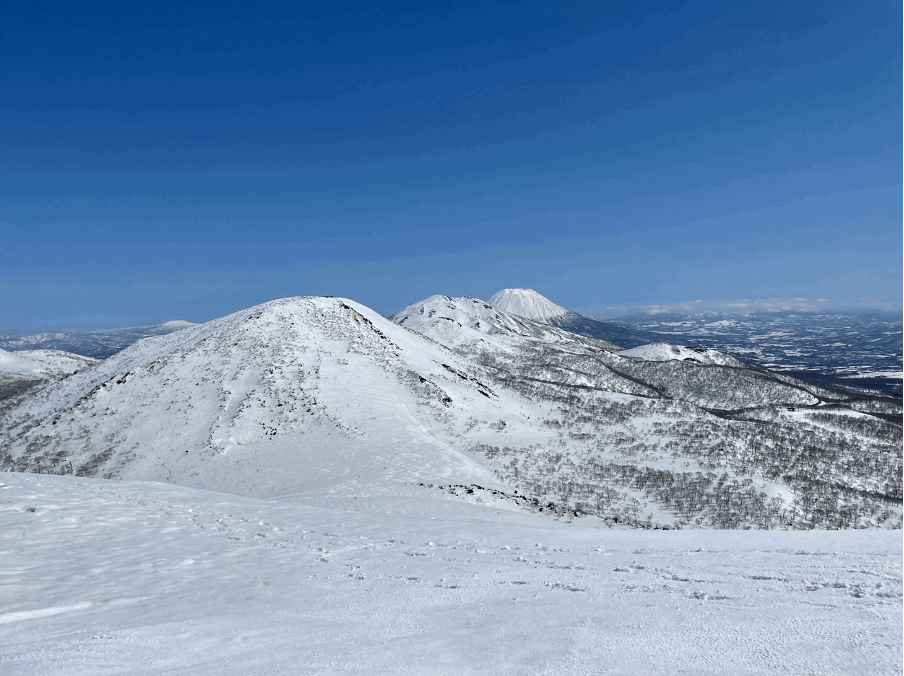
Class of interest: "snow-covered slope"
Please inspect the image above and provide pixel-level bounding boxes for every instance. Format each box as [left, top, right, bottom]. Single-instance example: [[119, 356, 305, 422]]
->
[[391, 294, 621, 351], [1, 297, 519, 499], [0, 348, 99, 413], [487, 288, 667, 347], [0, 347, 97, 377], [4, 472, 900, 676], [618, 342, 746, 368], [488, 288, 571, 322]]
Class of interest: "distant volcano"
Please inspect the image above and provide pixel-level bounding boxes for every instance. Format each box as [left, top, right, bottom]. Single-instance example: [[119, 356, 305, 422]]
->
[[487, 288, 571, 322], [487, 288, 662, 348]]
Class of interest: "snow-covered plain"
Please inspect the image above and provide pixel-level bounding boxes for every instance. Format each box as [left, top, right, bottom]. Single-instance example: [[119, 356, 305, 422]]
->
[[2, 471, 901, 676]]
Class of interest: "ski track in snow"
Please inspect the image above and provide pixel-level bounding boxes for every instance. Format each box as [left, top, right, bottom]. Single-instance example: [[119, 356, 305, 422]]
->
[[1, 473, 900, 676]]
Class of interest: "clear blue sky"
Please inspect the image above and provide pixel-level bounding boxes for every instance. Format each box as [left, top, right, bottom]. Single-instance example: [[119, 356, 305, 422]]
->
[[1, 0, 900, 328]]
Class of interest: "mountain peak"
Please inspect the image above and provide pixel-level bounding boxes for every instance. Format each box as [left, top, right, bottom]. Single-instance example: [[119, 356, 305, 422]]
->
[[487, 288, 571, 322]]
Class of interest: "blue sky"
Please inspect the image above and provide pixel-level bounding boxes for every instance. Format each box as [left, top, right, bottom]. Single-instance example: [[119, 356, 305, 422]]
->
[[1, 0, 900, 328]]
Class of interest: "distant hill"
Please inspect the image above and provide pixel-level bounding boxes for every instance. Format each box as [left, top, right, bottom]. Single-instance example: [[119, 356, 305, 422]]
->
[[0, 347, 99, 406], [486, 289, 901, 398], [487, 288, 668, 348], [0, 321, 197, 359]]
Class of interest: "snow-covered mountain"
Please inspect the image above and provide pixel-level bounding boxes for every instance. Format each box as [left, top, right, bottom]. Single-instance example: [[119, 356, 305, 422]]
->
[[0, 348, 99, 413], [2, 294, 900, 529], [0, 297, 515, 500], [0, 347, 97, 378], [3, 303, 898, 675], [392, 294, 622, 351], [617, 342, 746, 368], [487, 288, 667, 347], [395, 294, 901, 528], [487, 288, 571, 322]]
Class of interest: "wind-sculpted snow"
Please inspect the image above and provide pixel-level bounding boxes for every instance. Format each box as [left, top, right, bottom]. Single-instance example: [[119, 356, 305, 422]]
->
[[2, 294, 901, 530], [3, 473, 901, 675]]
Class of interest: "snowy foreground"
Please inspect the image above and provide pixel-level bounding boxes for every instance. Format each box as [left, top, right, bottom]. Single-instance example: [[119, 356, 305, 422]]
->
[[2, 473, 900, 676]]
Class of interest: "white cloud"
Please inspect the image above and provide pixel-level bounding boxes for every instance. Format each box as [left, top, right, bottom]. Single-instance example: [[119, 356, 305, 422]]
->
[[575, 297, 903, 319]]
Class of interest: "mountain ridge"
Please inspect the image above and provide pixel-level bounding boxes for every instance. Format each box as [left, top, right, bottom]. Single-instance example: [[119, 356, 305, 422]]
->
[[2, 293, 900, 529]]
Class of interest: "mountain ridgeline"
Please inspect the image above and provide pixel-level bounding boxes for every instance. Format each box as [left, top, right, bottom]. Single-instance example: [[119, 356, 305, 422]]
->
[[1, 292, 900, 530]]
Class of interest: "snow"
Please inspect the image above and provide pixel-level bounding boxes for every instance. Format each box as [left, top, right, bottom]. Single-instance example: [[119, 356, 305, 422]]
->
[[1, 472, 900, 676], [159, 320, 197, 328], [1, 294, 901, 672], [4, 294, 896, 530], [391, 294, 610, 350], [2, 296, 519, 498], [617, 342, 746, 367], [0, 347, 97, 377], [488, 288, 571, 322], [393, 294, 531, 342], [848, 371, 903, 380]]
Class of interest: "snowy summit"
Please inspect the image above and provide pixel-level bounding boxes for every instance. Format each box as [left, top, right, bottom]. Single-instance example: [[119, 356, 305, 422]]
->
[[159, 320, 197, 329], [488, 288, 571, 322], [485, 288, 653, 347]]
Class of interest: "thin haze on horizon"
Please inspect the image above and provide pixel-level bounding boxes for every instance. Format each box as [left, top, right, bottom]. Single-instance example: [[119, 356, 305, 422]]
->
[[1, 0, 900, 329]]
